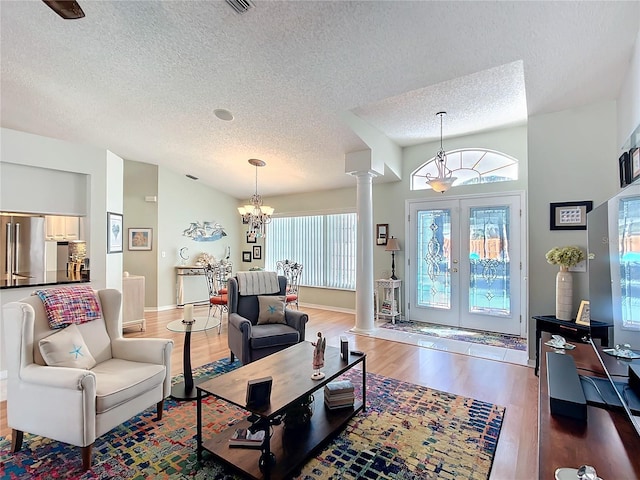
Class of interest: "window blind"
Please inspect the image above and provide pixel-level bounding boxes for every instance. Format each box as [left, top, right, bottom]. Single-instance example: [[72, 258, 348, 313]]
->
[[265, 213, 357, 290]]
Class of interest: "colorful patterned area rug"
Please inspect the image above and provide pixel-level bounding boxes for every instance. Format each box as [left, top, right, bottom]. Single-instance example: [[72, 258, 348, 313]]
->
[[381, 320, 527, 351], [0, 358, 505, 479]]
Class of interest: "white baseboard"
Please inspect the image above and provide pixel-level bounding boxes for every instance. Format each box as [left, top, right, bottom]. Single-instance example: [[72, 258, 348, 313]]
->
[[299, 302, 355, 315]]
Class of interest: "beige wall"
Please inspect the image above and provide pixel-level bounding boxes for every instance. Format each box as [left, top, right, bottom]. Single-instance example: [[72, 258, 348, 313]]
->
[[123, 160, 159, 307]]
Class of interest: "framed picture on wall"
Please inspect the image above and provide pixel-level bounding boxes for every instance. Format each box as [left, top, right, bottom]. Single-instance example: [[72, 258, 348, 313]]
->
[[128, 228, 153, 251], [246, 232, 257, 243], [252, 245, 262, 260], [549, 201, 593, 230], [242, 251, 252, 262], [619, 151, 631, 188], [376, 224, 389, 246], [107, 212, 123, 253], [631, 147, 640, 183]]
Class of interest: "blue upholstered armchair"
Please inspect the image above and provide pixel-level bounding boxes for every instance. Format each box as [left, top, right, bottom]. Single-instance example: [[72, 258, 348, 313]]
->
[[227, 274, 308, 364]]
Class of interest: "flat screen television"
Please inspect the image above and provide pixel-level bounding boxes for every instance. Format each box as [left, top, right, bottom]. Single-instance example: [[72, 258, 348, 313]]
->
[[587, 178, 640, 436]]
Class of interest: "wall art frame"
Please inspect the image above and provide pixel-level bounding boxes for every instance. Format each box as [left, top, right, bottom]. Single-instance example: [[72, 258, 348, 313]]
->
[[549, 201, 593, 230], [107, 212, 123, 253], [630, 147, 640, 183], [128, 227, 153, 251], [242, 251, 252, 262], [246, 232, 257, 243], [619, 151, 631, 188], [376, 223, 389, 246], [252, 245, 262, 260]]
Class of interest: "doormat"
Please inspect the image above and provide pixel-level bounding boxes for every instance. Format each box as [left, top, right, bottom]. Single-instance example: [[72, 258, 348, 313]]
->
[[381, 320, 527, 351], [0, 358, 505, 479]]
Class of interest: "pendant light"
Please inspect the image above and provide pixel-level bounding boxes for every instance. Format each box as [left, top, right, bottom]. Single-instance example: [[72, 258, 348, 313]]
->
[[426, 111, 457, 193]]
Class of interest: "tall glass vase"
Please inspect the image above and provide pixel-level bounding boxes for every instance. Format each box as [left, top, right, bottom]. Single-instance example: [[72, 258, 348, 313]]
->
[[555, 266, 573, 321]]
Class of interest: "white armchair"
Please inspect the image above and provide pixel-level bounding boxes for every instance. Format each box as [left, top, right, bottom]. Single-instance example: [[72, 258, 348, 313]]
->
[[2, 288, 173, 471]]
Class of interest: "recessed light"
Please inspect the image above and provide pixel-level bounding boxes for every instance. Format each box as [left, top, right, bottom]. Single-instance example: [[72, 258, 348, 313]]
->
[[214, 109, 234, 121]]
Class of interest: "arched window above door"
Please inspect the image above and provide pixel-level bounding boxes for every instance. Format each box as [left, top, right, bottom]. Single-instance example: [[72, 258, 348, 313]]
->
[[411, 149, 519, 191]]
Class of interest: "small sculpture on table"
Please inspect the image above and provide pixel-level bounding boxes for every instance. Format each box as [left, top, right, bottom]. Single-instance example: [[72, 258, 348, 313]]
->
[[311, 332, 326, 380]]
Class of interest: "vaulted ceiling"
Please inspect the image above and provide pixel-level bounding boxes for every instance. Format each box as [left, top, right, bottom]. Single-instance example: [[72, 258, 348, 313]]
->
[[1, 1, 638, 198]]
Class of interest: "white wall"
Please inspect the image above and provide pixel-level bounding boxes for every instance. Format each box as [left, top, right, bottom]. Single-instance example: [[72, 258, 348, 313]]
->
[[0, 128, 123, 373], [156, 167, 241, 309], [527, 101, 619, 356], [618, 29, 640, 149]]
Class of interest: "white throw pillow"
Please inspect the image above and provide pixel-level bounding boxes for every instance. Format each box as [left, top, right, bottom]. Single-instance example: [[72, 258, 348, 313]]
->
[[39, 323, 97, 369], [257, 296, 287, 325]]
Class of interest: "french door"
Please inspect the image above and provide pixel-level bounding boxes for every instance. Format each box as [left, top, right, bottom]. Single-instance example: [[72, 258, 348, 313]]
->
[[407, 194, 524, 336]]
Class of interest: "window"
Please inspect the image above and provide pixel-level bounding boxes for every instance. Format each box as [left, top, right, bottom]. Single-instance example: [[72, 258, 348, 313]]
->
[[265, 213, 357, 290], [411, 148, 518, 191]]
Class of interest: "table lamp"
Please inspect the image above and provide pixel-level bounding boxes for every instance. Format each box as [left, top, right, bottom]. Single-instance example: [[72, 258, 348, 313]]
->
[[385, 236, 401, 280]]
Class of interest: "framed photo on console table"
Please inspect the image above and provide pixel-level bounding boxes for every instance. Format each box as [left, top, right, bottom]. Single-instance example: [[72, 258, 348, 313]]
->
[[549, 201, 593, 231], [246, 376, 272, 408], [576, 300, 590, 326]]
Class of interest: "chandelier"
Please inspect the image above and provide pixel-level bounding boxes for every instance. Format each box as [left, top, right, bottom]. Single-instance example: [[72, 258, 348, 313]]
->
[[237, 158, 274, 238], [426, 111, 457, 193]]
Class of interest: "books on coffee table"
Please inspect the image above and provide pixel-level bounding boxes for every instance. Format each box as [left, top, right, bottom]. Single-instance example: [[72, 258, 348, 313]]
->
[[228, 428, 265, 448], [324, 380, 355, 410]]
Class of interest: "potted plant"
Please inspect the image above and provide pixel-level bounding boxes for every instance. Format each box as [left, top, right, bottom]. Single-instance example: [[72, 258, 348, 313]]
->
[[545, 246, 585, 321], [545, 246, 584, 270]]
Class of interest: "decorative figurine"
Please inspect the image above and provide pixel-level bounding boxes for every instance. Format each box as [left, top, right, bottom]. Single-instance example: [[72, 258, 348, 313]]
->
[[311, 332, 326, 380]]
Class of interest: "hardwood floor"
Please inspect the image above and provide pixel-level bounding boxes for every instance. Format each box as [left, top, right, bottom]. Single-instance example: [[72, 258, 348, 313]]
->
[[0, 306, 539, 478]]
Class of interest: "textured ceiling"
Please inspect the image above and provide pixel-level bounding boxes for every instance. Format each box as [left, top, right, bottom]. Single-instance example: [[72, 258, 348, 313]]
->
[[1, 1, 638, 199]]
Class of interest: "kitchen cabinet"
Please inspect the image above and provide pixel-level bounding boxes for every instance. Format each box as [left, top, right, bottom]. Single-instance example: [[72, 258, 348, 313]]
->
[[46, 215, 80, 241]]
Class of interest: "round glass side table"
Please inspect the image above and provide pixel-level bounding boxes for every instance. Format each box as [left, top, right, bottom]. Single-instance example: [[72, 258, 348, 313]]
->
[[166, 316, 218, 400]]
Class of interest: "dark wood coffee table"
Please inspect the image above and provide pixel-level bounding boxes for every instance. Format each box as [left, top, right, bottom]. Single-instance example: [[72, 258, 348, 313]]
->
[[196, 341, 366, 480]]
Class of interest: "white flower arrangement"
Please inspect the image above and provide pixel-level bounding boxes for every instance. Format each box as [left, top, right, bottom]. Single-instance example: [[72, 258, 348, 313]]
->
[[545, 246, 584, 268], [195, 252, 216, 266]]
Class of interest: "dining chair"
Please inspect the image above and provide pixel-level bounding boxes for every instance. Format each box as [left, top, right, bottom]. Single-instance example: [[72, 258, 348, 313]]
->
[[276, 260, 303, 309]]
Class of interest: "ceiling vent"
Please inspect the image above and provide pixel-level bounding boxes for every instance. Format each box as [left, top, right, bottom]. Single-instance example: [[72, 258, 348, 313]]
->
[[226, 0, 254, 14]]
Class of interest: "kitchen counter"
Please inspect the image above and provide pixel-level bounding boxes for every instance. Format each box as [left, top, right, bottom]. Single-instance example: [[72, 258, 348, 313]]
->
[[1, 270, 90, 289]]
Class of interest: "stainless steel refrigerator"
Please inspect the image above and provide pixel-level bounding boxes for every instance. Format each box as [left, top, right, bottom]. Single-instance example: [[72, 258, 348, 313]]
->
[[1, 213, 46, 281]]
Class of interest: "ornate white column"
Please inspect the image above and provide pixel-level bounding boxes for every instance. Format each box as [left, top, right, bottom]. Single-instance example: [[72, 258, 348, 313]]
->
[[351, 171, 376, 333]]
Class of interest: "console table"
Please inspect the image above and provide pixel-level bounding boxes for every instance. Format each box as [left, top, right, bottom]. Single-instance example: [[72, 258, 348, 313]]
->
[[175, 265, 208, 306], [533, 315, 611, 375], [538, 332, 640, 479], [376, 278, 402, 323]]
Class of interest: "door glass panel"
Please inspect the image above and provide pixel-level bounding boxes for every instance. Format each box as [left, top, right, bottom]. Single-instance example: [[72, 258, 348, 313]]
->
[[468, 206, 511, 316], [620, 196, 640, 330], [417, 209, 451, 309]]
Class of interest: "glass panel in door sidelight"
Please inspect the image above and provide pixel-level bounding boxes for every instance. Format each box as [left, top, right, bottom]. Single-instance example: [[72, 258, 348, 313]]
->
[[468, 206, 511, 317]]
